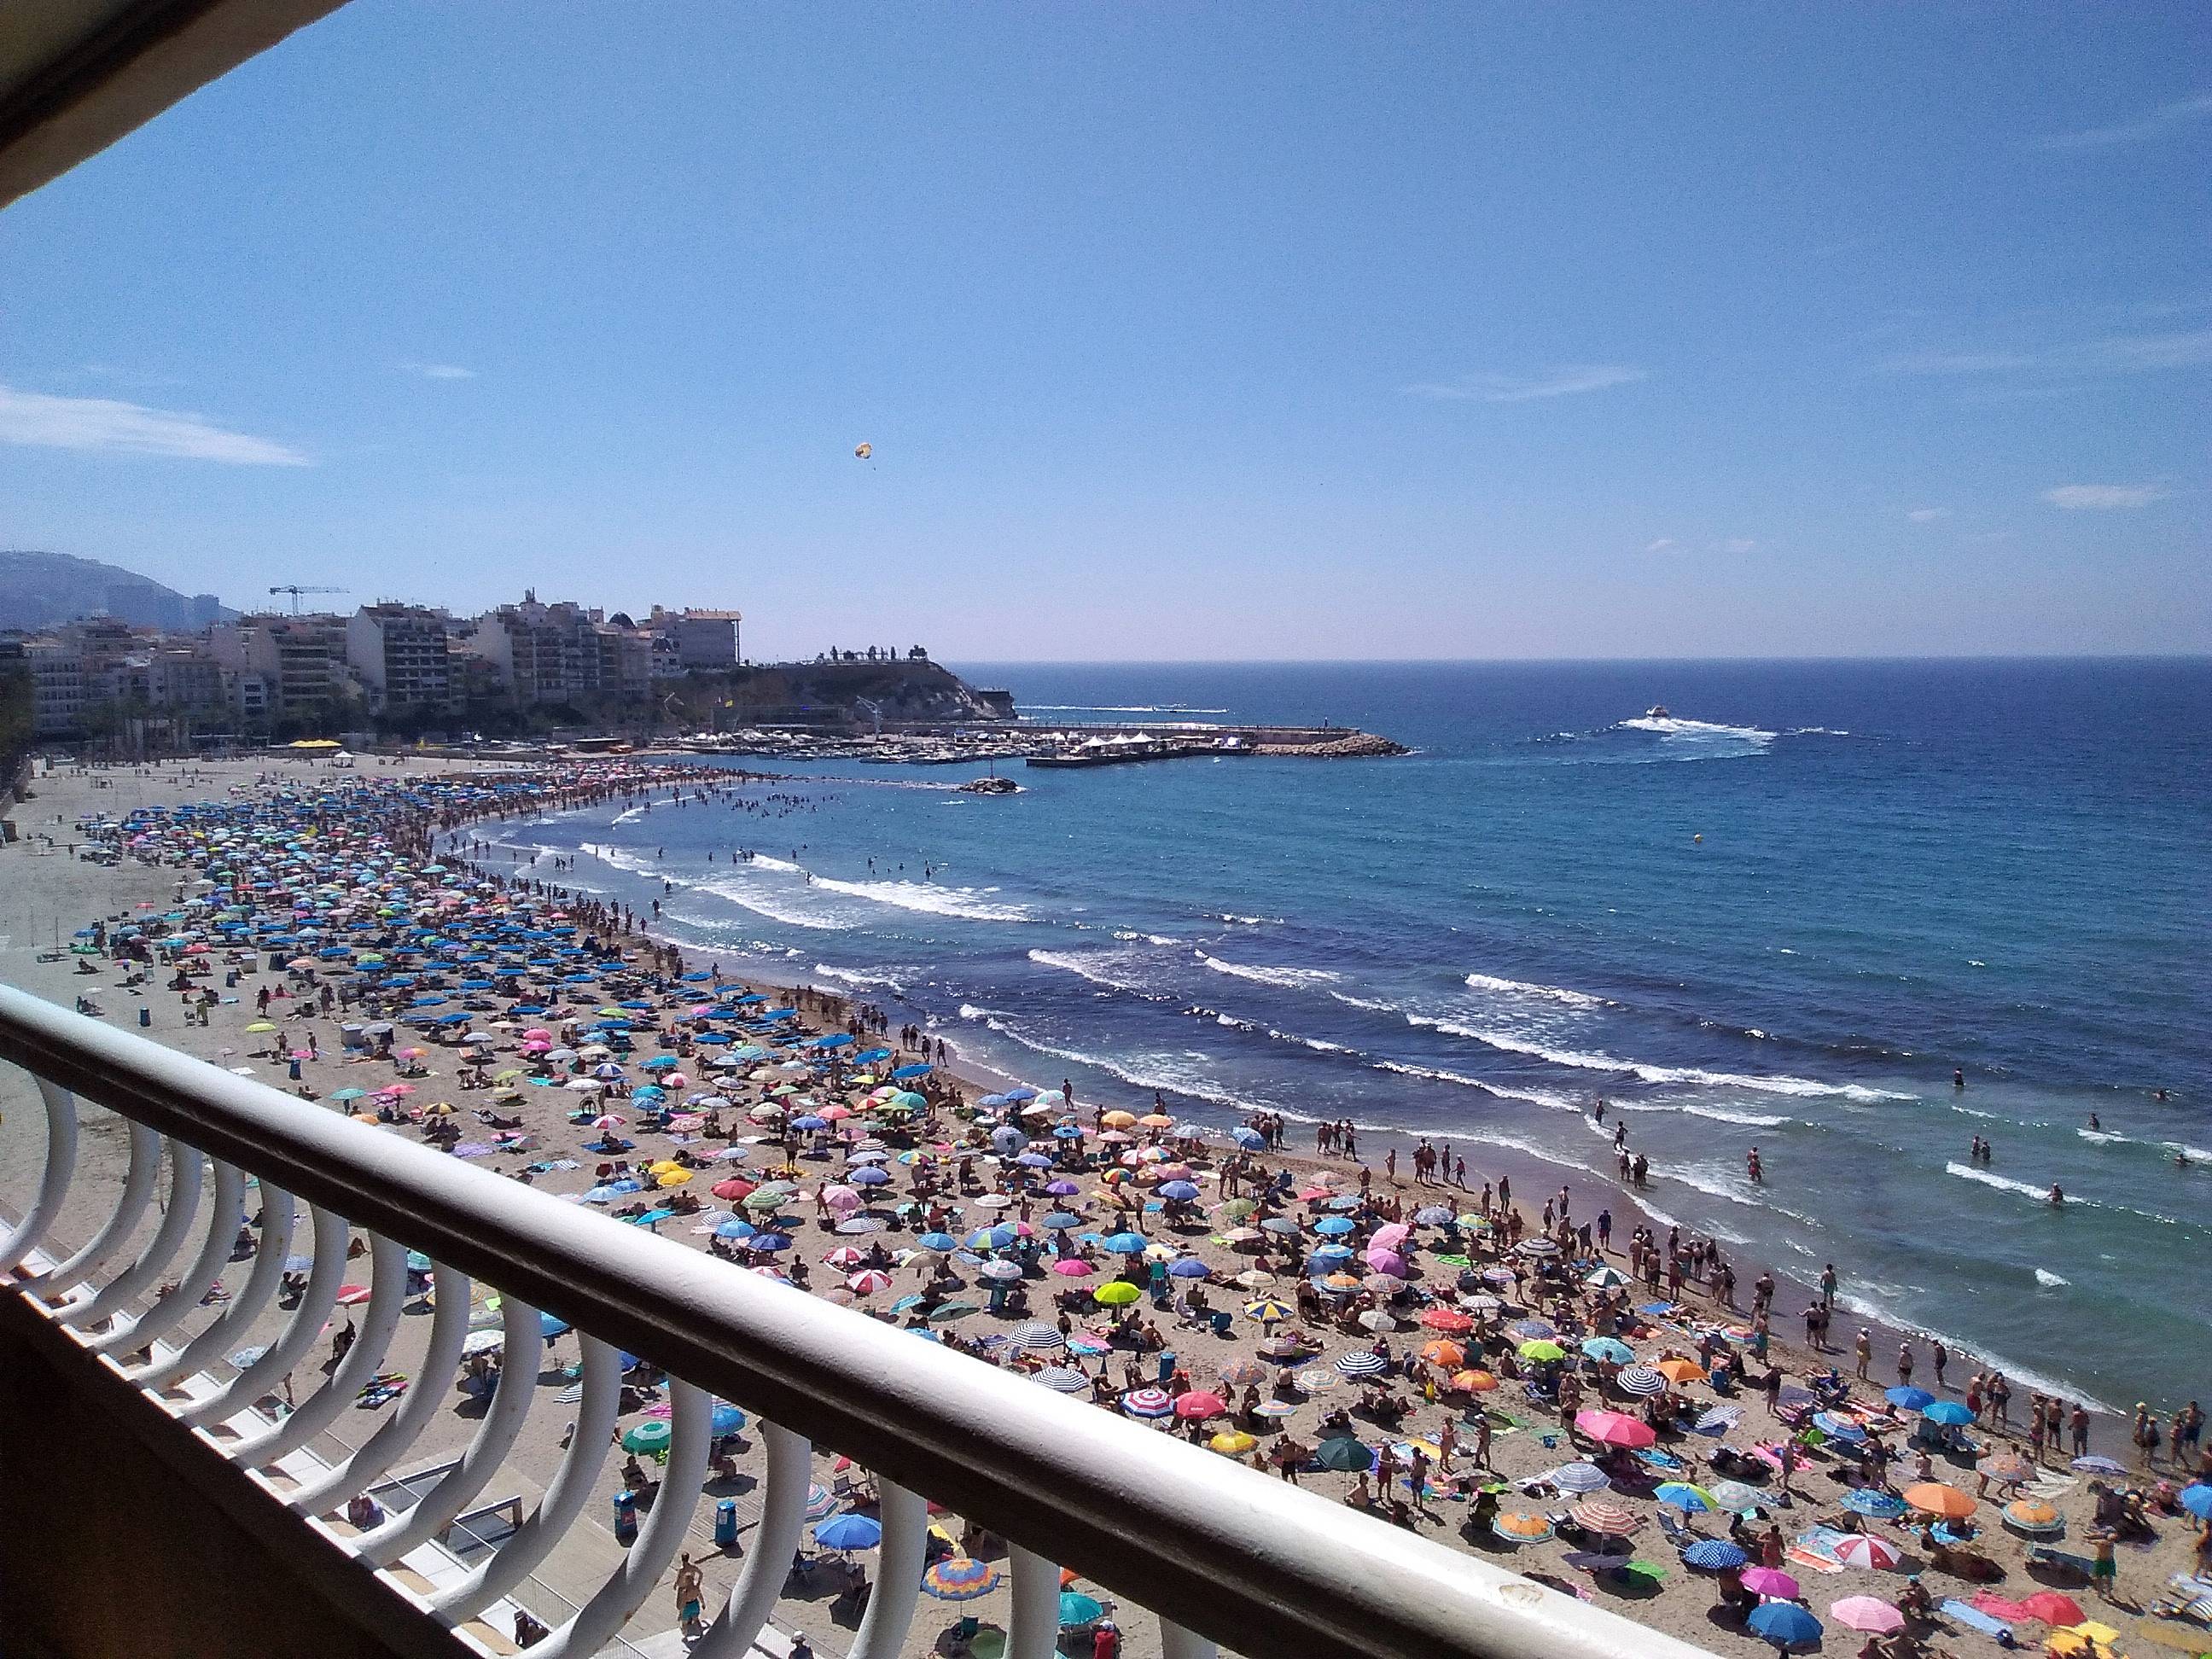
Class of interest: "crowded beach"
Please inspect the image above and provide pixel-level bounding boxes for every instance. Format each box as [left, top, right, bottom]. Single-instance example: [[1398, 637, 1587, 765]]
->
[[3, 753, 2208, 1659]]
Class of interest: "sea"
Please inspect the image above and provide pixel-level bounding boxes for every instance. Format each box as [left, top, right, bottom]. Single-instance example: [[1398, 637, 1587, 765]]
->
[[493, 659, 2211, 1416]]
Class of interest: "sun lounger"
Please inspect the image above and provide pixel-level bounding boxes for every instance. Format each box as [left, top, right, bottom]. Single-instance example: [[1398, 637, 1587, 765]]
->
[[2029, 1545, 2098, 1577], [1939, 1598, 2013, 1642]]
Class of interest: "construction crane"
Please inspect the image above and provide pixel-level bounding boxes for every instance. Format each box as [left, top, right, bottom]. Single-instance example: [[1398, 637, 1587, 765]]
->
[[268, 584, 349, 614]]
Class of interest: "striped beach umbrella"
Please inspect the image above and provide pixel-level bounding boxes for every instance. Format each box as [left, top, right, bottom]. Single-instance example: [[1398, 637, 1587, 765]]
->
[[918, 1551, 999, 1600], [1570, 1499, 1643, 1536], [1616, 1365, 1668, 1397], [1708, 1481, 1767, 1515], [1011, 1324, 1066, 1353], [1335, 1350, 1388, 1377], [1550, 1461, 1611, 1493], [1831, 1534, 1902, 1569], [1842, 1487, 1908, 1518], [1122, 1388, 1174, 1418], [2002, 1498, 2066, 1536], [1033, 1367, 1091, 1394], [1243, 1296, 1294, 1323], [1656, 1482, 1720, 1513]]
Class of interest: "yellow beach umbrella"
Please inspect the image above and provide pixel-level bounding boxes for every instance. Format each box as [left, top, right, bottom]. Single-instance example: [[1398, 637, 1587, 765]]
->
[[1208, 1431, 1257, 1456]]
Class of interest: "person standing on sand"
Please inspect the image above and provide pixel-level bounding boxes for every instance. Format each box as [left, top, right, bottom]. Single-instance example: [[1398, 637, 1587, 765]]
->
[[1855, 1330, 1873, 1380], [673, 1555, 705, 1639]]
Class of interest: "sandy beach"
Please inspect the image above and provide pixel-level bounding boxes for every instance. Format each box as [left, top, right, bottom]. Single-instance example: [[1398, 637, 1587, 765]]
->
[[3, 753, 2207, 1659]]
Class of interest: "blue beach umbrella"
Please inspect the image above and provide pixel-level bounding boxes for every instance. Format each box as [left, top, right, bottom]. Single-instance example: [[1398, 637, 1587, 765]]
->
[[1581, 1336, 1636, 1365], [2180, 1484, 2212, 1521], [710, 1402, 748, 1436], [1842, 1489, 1908, 1519], [1102, 1232, 1147, 1254], [1314, 1216, 1357, 1237], [1745, 1603, 1821, 1651], [1886, 1386, 1935, 1412], [1921, 1401, 1974, 1427], [814, 1514, 882, 1551], [1684, 1539, 1749, 1571]]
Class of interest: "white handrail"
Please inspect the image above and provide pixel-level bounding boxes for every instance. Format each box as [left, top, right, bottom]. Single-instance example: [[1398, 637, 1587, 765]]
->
[[1, 982, 1709, 1659]]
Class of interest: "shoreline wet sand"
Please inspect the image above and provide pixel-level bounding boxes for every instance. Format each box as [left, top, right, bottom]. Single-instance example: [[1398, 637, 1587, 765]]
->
[[3, 753, 2206, 1659]]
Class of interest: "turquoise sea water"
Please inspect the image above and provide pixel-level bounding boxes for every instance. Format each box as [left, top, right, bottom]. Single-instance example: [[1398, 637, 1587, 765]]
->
[[508, 659, 2210, 1415]]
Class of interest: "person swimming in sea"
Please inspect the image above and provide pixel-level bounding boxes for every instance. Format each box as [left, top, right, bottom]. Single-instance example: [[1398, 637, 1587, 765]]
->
[[2088, 1112, 2101, 1131], [2046, 1183, 2064, 1207], [1954, 1068, 1965, 1090]]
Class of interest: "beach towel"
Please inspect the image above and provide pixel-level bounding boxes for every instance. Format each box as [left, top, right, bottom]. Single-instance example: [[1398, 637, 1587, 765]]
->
[[1941, 1598, 2013, 1640], [1970, 1592, 2037, 1621], [1786, 1526, 1850, 1575]]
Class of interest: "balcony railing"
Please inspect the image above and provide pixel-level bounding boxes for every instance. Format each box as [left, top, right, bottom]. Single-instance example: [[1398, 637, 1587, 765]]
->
[[0, 982, 1709, 1659]]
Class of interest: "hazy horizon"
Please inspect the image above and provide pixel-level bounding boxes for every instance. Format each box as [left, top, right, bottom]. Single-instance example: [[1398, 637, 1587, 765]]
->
[[2, 4, 2205, 660]]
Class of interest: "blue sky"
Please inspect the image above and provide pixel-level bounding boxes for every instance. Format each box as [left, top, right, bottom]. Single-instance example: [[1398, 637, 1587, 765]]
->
[[1, 3, 2205, 660]]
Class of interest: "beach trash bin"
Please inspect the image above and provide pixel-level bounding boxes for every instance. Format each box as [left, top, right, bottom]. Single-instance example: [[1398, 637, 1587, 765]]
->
[[341, 1022, 365, 1051], [225, 970, 238, 988], [714, 1499, 738, 1548], [613, 1490, 637, 1546], [138, 1005, 151, 1027], [1156, 1351, 1176, 1384]]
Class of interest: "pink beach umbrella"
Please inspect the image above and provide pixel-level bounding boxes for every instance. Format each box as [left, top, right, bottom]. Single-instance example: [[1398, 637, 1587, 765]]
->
[[1739, 1567, 1801, 1599], [1051, 1259, 1095, 1278], [820, 1185, 863, 1212], [845, 1269, 894, 1296], [1365, 1249, 1407, 1278], [1830, 1597, 1903, 1634]]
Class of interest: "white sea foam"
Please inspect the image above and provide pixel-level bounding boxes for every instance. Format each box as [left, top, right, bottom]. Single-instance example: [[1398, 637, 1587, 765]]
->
[[1026, 949, 1166, 998], [1214, 914, 1279, 927], [978, 1018, 1269, 1113], [1196, 952, 1340, 987], [806, 873, 1030, 923], [1367, 1058, 1580, 1111], [2034, 1267, 2069, 1288], [694, 874, 849, 931], [813, 964, 903, 991], [1610, 716, 1778, 748], [1463, 972, 1608, 1008], [1946, 1161, 2058, 1202], [1679, 1104, 1793, 1127], [1395, 1011, 1910, 1102]]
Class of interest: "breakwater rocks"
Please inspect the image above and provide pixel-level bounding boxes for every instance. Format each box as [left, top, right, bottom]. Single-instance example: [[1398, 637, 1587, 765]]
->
[[1257, 731, 1408, 758]]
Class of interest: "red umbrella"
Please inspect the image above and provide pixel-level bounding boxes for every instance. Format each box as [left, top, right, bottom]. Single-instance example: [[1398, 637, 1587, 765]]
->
[[1420, 1307, 1475, 1333], [1574, 1409, 1656, 1448], [1173, 1390, 1227, 1419], [711, 1179, 754, 1201], [1831, 1534, 1901, 1570], [335, 1284, 371, 1306]]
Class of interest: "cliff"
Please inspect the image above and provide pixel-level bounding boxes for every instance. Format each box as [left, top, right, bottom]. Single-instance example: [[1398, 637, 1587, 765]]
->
[[0, 550, 234, 632], [664, 657, 1013, 726]]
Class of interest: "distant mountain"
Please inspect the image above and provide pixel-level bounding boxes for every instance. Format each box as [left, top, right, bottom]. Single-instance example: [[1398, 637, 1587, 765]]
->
[[0, 550, 235, 632]]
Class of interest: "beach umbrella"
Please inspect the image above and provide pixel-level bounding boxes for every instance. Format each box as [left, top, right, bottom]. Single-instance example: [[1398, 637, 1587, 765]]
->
[[1885, 1386, 1935, 1412], [1831, 1534, 1901, 1570], [1655, 1358, 1708, 1385], [1575, 1410, 1656, 1449], [1051, 1258, 1095, 1278], [1901, 1482, 1974, 1521], [1033, 1367, 1090, 1394], [814, 1514, 882, 1551], [1570, 1499, 1642, 1536], [1420, 1307, 1475, 1335], [1745, 1602, 1820, 1651], [921, 1556, 1001, 1600], [1685, 1539, 1749, 1571], [1313, 1437, 1377, 1472], [1842, 1488, 1907, 1519], [1173, 1390, 1227, 1420], [1517, 1340, 1567, 1364], [1980, 1451, 2036, 1486], [917, 1231, 958, 1253], [1616, 1365, 1668, 1397], [1708, 1480, 1767, 1515], [709, 1402, 748, 1436], [1580, 1336, 1635, 1365], [1510, 1318, 1558, 1341], [2180, 1484, 2212, 1521], [1448, 1369, 1499, 1394], [1101, 1232, 1147, 1254], [1655, 1482, 1719, 1514], [1166, 1257, 1211, 1280], [1057, 1592, 1103, 1630], [1334, 1350, 1388, 1377], [2069, 1454, 2128, 1476], [1920, 1400, 1974, 1427], [1092, 1282, 1140, 1307], [1417, 1340, 1466, 1368], [1812, 1412, 1866, 1442], [1740, 1566, 1801, 1599], [1208, 1430, 1257, 1457], [2002, 1498, 2066, 1536], [1551, 1461, 1611, 1494], [1219, 1358, 1268, 1388], [1830, 1597, 1902, 1635], [1243, 1297, 1294, 1323], [1121, 1388, 1174, 1419], [846, 1270, 894, 1295], [621, 1420, 672, 1455], [1493, 1511, 1555, 1543]]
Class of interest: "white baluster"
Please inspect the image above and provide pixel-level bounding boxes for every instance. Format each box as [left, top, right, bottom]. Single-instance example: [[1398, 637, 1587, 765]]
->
[[689, 1422, 812, 1659], [529, 1380, 713, 1658], [111, 1157, 243, 1364], [183, 1200, 346, 1427], [137, 1184, 295, 1394], [68, 1139, 202, 1339], [1161, 1619, 1220, 1659], [1004, 1543, 1062, 1659], [29, 1116, 158, 1304], [0, 1076, 79, 1274], [290, 1260, 470, 1515], [847, 1477, 928, 1659], [235, 1232, 405, 1468], [356, 1290, 541, 1566], [429, 1333, 620, 1621]]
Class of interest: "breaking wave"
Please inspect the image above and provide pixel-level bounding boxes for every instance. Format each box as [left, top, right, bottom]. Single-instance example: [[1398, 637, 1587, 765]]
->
[[1197, 952, 1342, 987]]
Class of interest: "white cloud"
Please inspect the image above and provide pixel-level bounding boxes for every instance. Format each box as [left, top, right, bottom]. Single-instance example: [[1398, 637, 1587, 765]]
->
[[1906, 507, 1951, 522], [1643, 537, 1676, 554], [2042, 484, 2168, 509], [399, 362, 477, 380], [1714, 538, 1756, 554], [0, 383, 310, 465], [1406, 364, 1646, 403], [2036, 93, 2212, 150], [1877, 329, 2212, 381]]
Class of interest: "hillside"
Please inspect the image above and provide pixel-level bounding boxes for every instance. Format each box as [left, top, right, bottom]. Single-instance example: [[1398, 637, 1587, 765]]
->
[[0, 550, 234, 632]]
